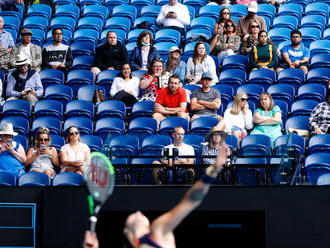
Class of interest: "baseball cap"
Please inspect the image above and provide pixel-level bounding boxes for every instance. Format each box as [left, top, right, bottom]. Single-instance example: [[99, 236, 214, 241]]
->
[[247, 1, 258, 13], [201, 72, 213, 79]]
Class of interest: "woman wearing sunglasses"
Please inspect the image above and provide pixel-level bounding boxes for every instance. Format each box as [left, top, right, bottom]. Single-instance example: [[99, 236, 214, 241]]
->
[[216, 92, 253, 142], [26, 127, 59, 178], [60, 126, 90, 175], [213, 8, 232, 36], [210, 18, 240, 63]]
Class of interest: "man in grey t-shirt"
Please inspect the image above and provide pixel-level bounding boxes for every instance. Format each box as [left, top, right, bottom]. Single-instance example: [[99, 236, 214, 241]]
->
[[190, 72, 222, 123]]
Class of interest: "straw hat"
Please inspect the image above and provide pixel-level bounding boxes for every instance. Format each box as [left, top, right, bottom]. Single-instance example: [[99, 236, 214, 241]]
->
[[15, 53, 31, 66], [0, 122, 18, 136]]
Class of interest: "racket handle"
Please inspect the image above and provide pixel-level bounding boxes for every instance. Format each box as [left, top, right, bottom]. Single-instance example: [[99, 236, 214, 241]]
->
[[89, 215, 98, 234]]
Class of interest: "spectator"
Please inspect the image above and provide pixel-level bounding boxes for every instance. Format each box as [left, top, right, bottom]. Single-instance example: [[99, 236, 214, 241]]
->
[[60, 126, 90, 175], [42, 28, 73, 75], [0, 16, 15, 52], [237, 1, 267, 38], [153, 126, 195, 184], [186, 41, 218, 84], [130, 30, 159, 71], [210, 18, 240, 63], [26, 127, 59, 179], [164, 46, 186, 82], [110, 63, 140, 107], [10, 28, 42, 71], [249, 30, 277, 71], [6, 53, 43, 106], [190, 72, 222, 122], [309, 88, 330, 135], [236, 0, 256, 6], [153, 74, 189, 127], [261, 0, 286, 7], [213, 7, 233, 36], [216, 92, 253, 142], [90, 31, 128, 77], [139, 57, 171, 102], [240, 19, 261, 55], [156, 0, 190, 33], [276, 30, 310, 75], [250, 92, 282, 145], [0, 122, 26, 177]]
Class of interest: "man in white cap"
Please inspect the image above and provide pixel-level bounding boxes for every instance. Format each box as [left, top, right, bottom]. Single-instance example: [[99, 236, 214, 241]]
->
[[6, 53, 43, 106], [237, 1, 267, 38], [10, 28, 42, 71]]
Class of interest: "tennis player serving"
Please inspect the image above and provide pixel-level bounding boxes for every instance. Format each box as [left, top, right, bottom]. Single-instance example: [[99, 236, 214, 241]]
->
[[84, 139, 230, 248]]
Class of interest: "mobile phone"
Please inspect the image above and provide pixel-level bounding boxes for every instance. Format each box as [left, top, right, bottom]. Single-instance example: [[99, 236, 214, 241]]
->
[[6, 139, 12, 146], [40, 144, 46, 151]]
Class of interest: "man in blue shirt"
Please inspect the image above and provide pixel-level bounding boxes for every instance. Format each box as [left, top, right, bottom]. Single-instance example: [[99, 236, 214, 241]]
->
[[277, 30, 310, 75], [0, 15, 15, 52]]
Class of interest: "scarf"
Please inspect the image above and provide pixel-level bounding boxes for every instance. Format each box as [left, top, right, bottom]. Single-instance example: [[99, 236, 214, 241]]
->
[[12, 65, 36, 92]]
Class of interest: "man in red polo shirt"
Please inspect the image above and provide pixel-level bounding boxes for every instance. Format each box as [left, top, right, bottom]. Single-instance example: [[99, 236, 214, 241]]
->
[[153, 74, 189, 127]]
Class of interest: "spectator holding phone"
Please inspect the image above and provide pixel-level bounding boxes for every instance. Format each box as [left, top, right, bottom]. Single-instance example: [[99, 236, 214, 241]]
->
[[0, 122, 26, 177], [26, 127, 59, 179]]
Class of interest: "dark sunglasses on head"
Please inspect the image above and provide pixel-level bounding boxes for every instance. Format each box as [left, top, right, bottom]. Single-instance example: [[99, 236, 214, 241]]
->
[[38, 138, 49, 142], [241, 98, 248, 101], [69, 131, 80, 136]]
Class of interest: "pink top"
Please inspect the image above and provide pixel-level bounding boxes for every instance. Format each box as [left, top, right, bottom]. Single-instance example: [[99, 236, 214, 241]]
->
[[235, 0, 257, 5], [60, 142, 90, 172]]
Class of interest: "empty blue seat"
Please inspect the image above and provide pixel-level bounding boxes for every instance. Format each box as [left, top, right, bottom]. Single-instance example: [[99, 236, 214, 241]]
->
[[96, 100, 126, 120], [139, 134, 172, 156], [80, 135, 103, 152], [95, 117, 125, 141], [14, 134, 28, 153], [2, 99, 31, 119], [310, 54, 330, 69], [96, 69, 120, 93], [79, 0, 103, 7], [301, 15, 327, 32], [23, 16, 48, 32], [155, 29, 181, 47], [277, 68, 305, 91], [18, 172, 50, 186], [248, 69, 275, 91], [257, 3, 276, 23], [228, 4, 247, 17], [72, 55, 95, 70], [82, 4, 109, 21], [130, 158, 155, 184], [267, 83, 295, 106], [305, 2, 330, 18], [109, 135, 139, 157], [104, 0, 128, 11], [67, 69, 95, 95], [183, 0, 206, 13], [278, 3, 303, 22], [317, 173, 330, 186], [131, 100, 154, 119], [1, 117, 29, 136], [274, 134, 305, 157], [308, 134, 330, 154], [77, 16, 104, 33], [71, 41, 95, 57], [3, 16, 20, 31], [141, 5, 161, 17], [299, 27, 322, 48], [73, 29, 99, 45], [34, 100, 63, 120], [285, 115, 310, 134], [198, 5, 222, 21], [50, 16, 76, 33], [273, 16, 298, 30], [222, 55, 249, 71], [0, 171, 16, 186], [77, 85, 106, 102], [323, 28, 330, 40], [274, 99, 289, 124], [159, 117, 189, 136], [27, 28, 45, 46], [297, 83, 326, 102], [39, 69, 64, 89], [49, 134, 65, 151], [234, 157, 267, 185], [309, 40, 330, 57], [27, 4, 52, 20], [190, 17, 215, 33], [154, 42, 177, 56], [32, 117, 62, 136], [53, 0, 78, 5], [105, 17, 131, 34], [52, 172, 83, 186], [66, 100, 94, 119], [44, 84, 73, 107], [130, 0, 154, 15], [268, 28, 291, 47], [111, 4, 137, 24], [190, 116, 219, 136], [218, 69, 246, 91], [63, 117, 93, 135], [305, 153, 330, 185], [240, 134, 272, 156], [127, 117, 157, 143], [306, 68, 330, 86], [290, 99, 319, 116], [54, 4, 80, 22], [236, 84, 264, 106]]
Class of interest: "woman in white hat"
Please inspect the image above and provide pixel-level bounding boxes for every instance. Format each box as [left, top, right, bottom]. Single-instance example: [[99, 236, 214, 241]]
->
[[0, 122, 26, 177], [6, 53, 43, 106], [164, 46, 186, 82]]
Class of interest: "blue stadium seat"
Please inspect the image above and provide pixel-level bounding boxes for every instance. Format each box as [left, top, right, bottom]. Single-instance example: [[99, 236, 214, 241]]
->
[[54, 0, 78, 6], [63, 117, 93, 135], [183, 0, 206, 13], [301, 15, 327, 32], [109, 135, 139, 157], [130, 158, 155, 184], [277, 68, 305, 91], [236, 84, 264, 106], [141, 5, 161, 17], [234, 157, 267, 185], [96, 100, 126, 120], [182, 84, 201, 94], [34, 100, 63, 120], [273, 16, 298, 30], [44, 84, 73, 107], [78, 0, 103, 7], [139, 134, 172, 156], [54, 4, 80, 22], [100, 29, 126, 45], [127, 117, 157, 143], [1, 117, 29, 136], [66, 100, 94, 119], [77, 16, 104, 33], [95, 117, 125, 141], [268, 28, 291, 47], [14, 135, 28, 153], [306, 68, 330, 86], [317, 173, 330, 186], [183, 134, 204, 154], [309, 40, 330, 57], [228, 4, 247, 18], [2, 99, 31, 119], [159, 117, 189, 136], [27, 4, 52, 20], [18, 172, 50, 187], [67, 69, 95, 95], [186, 4, 196, 20], [50, 16, 76, 33], [297, 83, 326, 102], [72, 55, 95, 70], [299, 27, 322, 48], [155, 29, 181, 47], [211, 84, 234, 109], [190, 116, 219, 136], [222, 55, 249, 71], [323, 28, 330, 40], [257, 3, 276, 23], [290, 99, 318, 117], [305, 153, 330, 185], [248, 69, 275, 91], [274, 134, 305, 157], [154, 42, 177, 56], [308, 134, 330, 154], [130, 0, 154, 16], [198, 5, 222, 21], [32, 117, 62, 136], [105, 17, 131, 34], [96, 69, 120, 94], [183, 42, 210, 56], [80, 135, 103, 152], [71, 41, 95, 57], [39, 69, 64, 90], [240, 134, 272, 156], [185, 29, 212, 44], [278, 3, 303, 22], [3, 16, 20, 32], [53, 172, 83, 186], [27, 29, 45, 46], [111, 5, 137, 24], [225, 134, 239, 153], [190, 17, 216, 33], [310, 54, 330, 69], [218, 69, 246, 91], [23, 16, 48, 32], [274, 99, 289, 124], [73, 29, 99, 45], [133, 16, 156, 33], [77, 85, 106, 102], [0, 171, 16, 186], [267, 83, 295, 106], [104, 0, 128, 12], [285, 115, 310, 134], [131, 101, 154, 119], [82, 4, 109, 21], [305, 2, 330, 18], [49, 134, 65, 151]]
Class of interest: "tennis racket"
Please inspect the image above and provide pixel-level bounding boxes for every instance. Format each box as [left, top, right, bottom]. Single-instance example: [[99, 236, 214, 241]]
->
[[84, 152, 115, 233]]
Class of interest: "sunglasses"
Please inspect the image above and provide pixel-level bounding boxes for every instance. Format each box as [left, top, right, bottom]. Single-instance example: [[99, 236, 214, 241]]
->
[[38, 138, 49, 142], [241, 98, 248, 101], [225, 24, 233, 28], [22, 33, 32, 36], [69, 131, 80, 136], [223, 12, 230, 15], [250, 25, 259, 28]]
